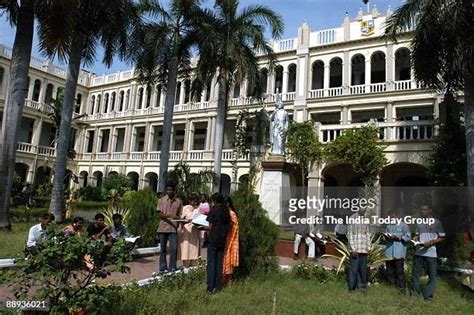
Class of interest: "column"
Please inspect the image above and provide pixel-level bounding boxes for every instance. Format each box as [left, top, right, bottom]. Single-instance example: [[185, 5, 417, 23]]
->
[[147, 125, 155, 152], [209, 117, 216, 150], [96, 129, 103, 153], [205, 117, 212, 150], [183, 120, 192, 153], [27, 80, 35, 101], [341, 106, 349, 124], [31, 118, 43, 150], [124, 124, 133, 156], [365, 59, 372, 86], [282, 70, 289, 94], [110, 127, 118, 153], [160, 90, 166, 107], [143, 122, 151, 154], [170, 125, 175, 151], [142, 86, 148, 109], [323, 65, 330, 95], [343, 50, 350, 95], [129, 83, 137, 110], [179, 81, 186, 105], [38, 79, 46, 104], [267, 72, 274, 95], [386, 44, 394, 91], [385, 102, 394, 140]]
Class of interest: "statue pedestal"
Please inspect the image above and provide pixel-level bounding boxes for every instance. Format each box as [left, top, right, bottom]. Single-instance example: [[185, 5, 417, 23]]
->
[[258, 160, 293, 226]]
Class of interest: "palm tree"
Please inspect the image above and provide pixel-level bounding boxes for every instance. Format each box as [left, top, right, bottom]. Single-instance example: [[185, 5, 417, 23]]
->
[[193, 0, 284, 192], [127, 0, 203, 193], [0, 0, 35, 230], [385, 1, 474, 185], [37, 0, 139, 221]]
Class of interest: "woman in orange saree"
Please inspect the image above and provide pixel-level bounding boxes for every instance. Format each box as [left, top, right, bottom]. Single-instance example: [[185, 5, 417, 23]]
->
[[222, 196, 239, 285]]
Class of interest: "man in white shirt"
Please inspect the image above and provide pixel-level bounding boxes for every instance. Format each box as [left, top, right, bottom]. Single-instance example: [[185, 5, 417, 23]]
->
[[26, 213, 55, 252]]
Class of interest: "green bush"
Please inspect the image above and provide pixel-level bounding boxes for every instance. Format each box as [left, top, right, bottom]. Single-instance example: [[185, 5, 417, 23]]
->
[[76, 200, 109, 211], [291, 261, 341, 283], [102, 173, 134, 196], [12, 228, 131, 313], [77, 186, 103, 201], [231, 166, 279, 278], [120, 189, 160, 247]]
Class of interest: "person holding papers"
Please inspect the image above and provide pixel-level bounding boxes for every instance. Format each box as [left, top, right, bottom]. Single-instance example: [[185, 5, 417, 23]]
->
[[205, 193, 230, 294], [410, 205, 445, 301], [346, 208, 370, 293], [384, 210, 411, 293], [178, 195, 200, 267], [157, 183, 183, 273]]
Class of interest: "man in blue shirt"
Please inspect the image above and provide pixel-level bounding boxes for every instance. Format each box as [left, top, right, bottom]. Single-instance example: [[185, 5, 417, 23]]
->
[[410, 205, 445, 301], [384, 210, 411, 293]]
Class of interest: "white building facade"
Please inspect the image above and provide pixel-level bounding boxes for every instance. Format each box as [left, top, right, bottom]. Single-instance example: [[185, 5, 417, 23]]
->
[[0, 8, 448, 201]]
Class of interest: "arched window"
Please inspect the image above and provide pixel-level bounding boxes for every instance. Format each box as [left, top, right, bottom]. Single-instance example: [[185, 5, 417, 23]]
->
[[104, 93, 109, 113], [371, 51, 386, 83], [75, 93, 82, 113], [96, 95, 101, 113], [259, 68, 268, 94], [137, 87, 143, 109], [0, 67, 4, 92], [90, 95, 95, 114], [125, 89, 130, 110], [311, 61, 324, 90], [45, 83, 54, 104], [233, 83, 240, 98], [351, 54, 365, 85], [32, 79, 41, 102], [205, 83, 211, 102], [329, 57, 343, 88], [175, 82, 181, 105], [145, 87, 151, 108], [287, 64, 297, 93], [184, 80, 191, 103], [395, 48, 411, 81], [274, 65, 283, 93], [155, 85, 162, 107], [111, 92, 116, 111], [119, 90, 125, 111]]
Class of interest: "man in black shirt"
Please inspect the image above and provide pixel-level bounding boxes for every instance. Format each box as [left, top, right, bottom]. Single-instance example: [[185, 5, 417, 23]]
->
[[205, 193, 231, 293], [88, 213, 113, 245]]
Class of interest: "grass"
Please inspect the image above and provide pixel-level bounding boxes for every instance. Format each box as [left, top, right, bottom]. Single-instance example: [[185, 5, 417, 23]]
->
[[0, 222, 30, 259], [109, 270, 473, 314]]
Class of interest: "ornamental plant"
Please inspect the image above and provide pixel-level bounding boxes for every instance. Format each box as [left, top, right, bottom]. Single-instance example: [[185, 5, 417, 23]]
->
[[10, 228, 131, 313]]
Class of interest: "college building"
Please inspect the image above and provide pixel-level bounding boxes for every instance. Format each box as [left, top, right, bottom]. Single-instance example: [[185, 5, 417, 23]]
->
[[0, 7, 451, 222]]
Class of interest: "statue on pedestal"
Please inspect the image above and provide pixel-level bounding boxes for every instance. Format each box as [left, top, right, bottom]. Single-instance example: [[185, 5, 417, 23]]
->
[[269, 89, 289, 156]]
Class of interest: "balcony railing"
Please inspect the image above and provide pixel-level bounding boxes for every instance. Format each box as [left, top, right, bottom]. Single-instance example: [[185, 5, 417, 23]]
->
[[317, 120, 437, 144], [17, 142, 55, 156]]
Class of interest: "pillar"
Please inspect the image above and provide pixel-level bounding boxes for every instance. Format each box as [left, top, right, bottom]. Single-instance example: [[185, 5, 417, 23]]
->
[[365, 58, 372, 86]]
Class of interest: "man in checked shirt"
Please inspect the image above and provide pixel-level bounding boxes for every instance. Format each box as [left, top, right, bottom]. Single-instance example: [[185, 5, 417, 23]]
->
[[346, 207, 371, 293]]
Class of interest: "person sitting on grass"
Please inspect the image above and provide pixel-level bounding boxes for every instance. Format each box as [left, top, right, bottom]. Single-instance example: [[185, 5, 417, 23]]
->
[[108, 213, 130, 240], [63, 216, 86, 237], [26, 212, 55, 254], [87, 213, 113, 245]]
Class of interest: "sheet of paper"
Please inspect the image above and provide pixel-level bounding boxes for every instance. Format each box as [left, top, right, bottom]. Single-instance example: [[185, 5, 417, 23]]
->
[[192, 214, 209, 227]]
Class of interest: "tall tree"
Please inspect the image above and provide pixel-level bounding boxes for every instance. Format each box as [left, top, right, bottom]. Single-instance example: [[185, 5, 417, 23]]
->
[[38, 0, 138, 221], [127, 0, 203, 193], [193, 0, 284, 192], [0, 0, 35, 230], [385, 0, 474, 185]]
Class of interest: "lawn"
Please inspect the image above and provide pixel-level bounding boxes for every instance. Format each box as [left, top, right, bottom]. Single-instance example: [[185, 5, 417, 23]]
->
[[0, 222, 30, 259], [109, 270, 473, 314]]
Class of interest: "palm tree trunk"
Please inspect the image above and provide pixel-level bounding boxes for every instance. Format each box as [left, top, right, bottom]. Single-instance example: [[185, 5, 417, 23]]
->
[[158, 56, 179, 193], [49, 33, 85, 222], [464, 74, 474, 237], [0, 0, 35, 230], [213, 76, 229, 193], [465, 75, 474, 186]]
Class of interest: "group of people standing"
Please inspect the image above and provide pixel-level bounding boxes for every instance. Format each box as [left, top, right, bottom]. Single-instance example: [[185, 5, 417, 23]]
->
[[156, 183, 239, 294], [345, 205, 445, 301]]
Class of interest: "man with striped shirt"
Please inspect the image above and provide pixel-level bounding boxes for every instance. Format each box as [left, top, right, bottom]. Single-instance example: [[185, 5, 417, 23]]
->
[[346, 208, 371, 293]]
